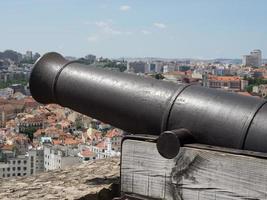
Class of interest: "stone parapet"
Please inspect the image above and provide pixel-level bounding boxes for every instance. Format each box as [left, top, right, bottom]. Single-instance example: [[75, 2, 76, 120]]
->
[[0, 157, 120, 200]]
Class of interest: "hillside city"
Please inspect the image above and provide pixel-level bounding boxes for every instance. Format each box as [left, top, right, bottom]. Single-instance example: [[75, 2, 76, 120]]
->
[[0, 48, 266, 179]]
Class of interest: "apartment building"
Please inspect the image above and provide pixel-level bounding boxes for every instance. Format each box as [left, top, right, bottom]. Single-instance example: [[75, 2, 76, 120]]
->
[[43, 144, 80, 171], [0, 148, 43, 178]]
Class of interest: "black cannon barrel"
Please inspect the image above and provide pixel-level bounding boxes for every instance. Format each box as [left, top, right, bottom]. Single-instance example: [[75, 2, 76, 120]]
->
[[30, 52, 267, 153]]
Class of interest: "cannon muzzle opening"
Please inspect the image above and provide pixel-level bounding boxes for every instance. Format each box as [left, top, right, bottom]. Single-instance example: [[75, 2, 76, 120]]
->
[[30, 52, 69, 104]]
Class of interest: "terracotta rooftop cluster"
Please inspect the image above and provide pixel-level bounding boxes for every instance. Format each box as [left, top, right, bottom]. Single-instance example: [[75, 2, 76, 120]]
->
[[209, 75, 241, 81]]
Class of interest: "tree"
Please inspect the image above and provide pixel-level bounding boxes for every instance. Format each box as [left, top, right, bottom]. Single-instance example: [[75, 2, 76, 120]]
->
[[23, 127, 37, 141], [245, 85, 253, 93], [151, 73, 165, 80], [102, 60, 127, 72], [74, 118, 83, 130]]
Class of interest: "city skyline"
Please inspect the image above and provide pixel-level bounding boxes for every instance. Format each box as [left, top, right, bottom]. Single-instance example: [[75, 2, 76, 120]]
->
[[0, 0, 267, 59]]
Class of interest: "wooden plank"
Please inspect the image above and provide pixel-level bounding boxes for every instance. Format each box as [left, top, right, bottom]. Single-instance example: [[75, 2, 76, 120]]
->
[[121, 139, 267, 200]]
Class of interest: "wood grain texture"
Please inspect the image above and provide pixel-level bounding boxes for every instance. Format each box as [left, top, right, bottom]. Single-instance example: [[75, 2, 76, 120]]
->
[[121, 139, 267, 200]]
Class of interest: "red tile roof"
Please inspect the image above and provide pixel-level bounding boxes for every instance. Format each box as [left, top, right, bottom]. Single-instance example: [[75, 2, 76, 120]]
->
[[52, 139, 62, 145], [1, 144, 14, 151], [209, 76, 240, 81], [64, 138, 80, 145], [96, 141, 106, 149], [80, 149, 96, 157], [106, 129, 122, 138]]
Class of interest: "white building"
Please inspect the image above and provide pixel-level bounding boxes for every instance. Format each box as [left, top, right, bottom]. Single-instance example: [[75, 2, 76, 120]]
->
[[127, 61, 150, 73], [0, 149, 43, 178], [163, 65, 175, 73], [0, 156, 29, 178], [77, 147, 97, 162], [25, 51, 33, 61], [0, 88, 14, 99], [44, 145, 80, 171], [253, 84, 267, 97], [29, 148, 44, 173], [243, 49, 262, 67], [90, 139, 120, 159]]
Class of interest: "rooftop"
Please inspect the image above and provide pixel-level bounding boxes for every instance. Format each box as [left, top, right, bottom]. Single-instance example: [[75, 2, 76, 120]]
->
[[209, 75, 241, 81]]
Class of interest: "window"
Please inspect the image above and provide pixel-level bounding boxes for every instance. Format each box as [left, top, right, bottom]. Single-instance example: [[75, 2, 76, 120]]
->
[[23, 173, 27, 176], [12, 173, 15, 177], [17, 173, 21, 176], [7, 168, 10, 172], [17, 167, 21, 171], [3, 168, 5, 172], [12, 167, 15, 171], [3, 174, 5, 178], [7, 174, 10, 177], [13, 161, 16, 165], [23, 167, 27, 171], [24, 160, 27, 164], [31, 169, 34, 174], [18, 160, 21, 165]]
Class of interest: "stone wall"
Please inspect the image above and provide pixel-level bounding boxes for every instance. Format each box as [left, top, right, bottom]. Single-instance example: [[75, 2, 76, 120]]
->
[[0, 157, 120, 200]]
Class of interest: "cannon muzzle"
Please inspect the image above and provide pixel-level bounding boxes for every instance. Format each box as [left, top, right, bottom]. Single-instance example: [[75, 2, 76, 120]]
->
[[30, 52, 267, 158]]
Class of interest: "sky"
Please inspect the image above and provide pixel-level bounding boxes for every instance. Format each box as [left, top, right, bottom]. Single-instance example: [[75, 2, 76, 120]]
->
[[0, 0, 267, 59]]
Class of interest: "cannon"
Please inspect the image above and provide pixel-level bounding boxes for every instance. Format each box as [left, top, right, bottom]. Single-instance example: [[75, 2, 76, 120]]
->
[[30, 52, 267, 159]]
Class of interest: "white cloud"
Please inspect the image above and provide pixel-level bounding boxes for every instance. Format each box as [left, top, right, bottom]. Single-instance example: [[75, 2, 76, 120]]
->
[[141, 30, 151, 35], [153, 22, 166, 29], [94, 20, 132, 36], [86, 20, 133, 43], [119, 5, 131, 11], [87, 36, 98, 42], [95, 21, 109, 28]]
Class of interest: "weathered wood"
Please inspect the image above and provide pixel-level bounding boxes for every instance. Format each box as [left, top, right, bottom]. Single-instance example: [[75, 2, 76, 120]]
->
[[121, 139, 267, 200]]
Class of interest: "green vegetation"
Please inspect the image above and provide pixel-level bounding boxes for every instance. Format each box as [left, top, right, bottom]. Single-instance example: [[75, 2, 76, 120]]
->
[[79, 58, 127, 72], [20, 60, 35, 65], [55, 124, 62, 129], [0, 79, 28, 89], [103, 61, 127, 72], [151, 73, 165, 80], [244, 77, 267, 93], [178, 65, 191, 72], [94, 58, 127, 72], [245, 85, 253, 93], [78, 58, 95, 65], [74, 118, 83, 130], [245, 77, 267, 85], [22, 127, 37, 141]]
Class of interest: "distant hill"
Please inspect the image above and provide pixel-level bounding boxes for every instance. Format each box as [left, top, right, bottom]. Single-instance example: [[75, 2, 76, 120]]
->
[[0, 50, 22, 63]]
